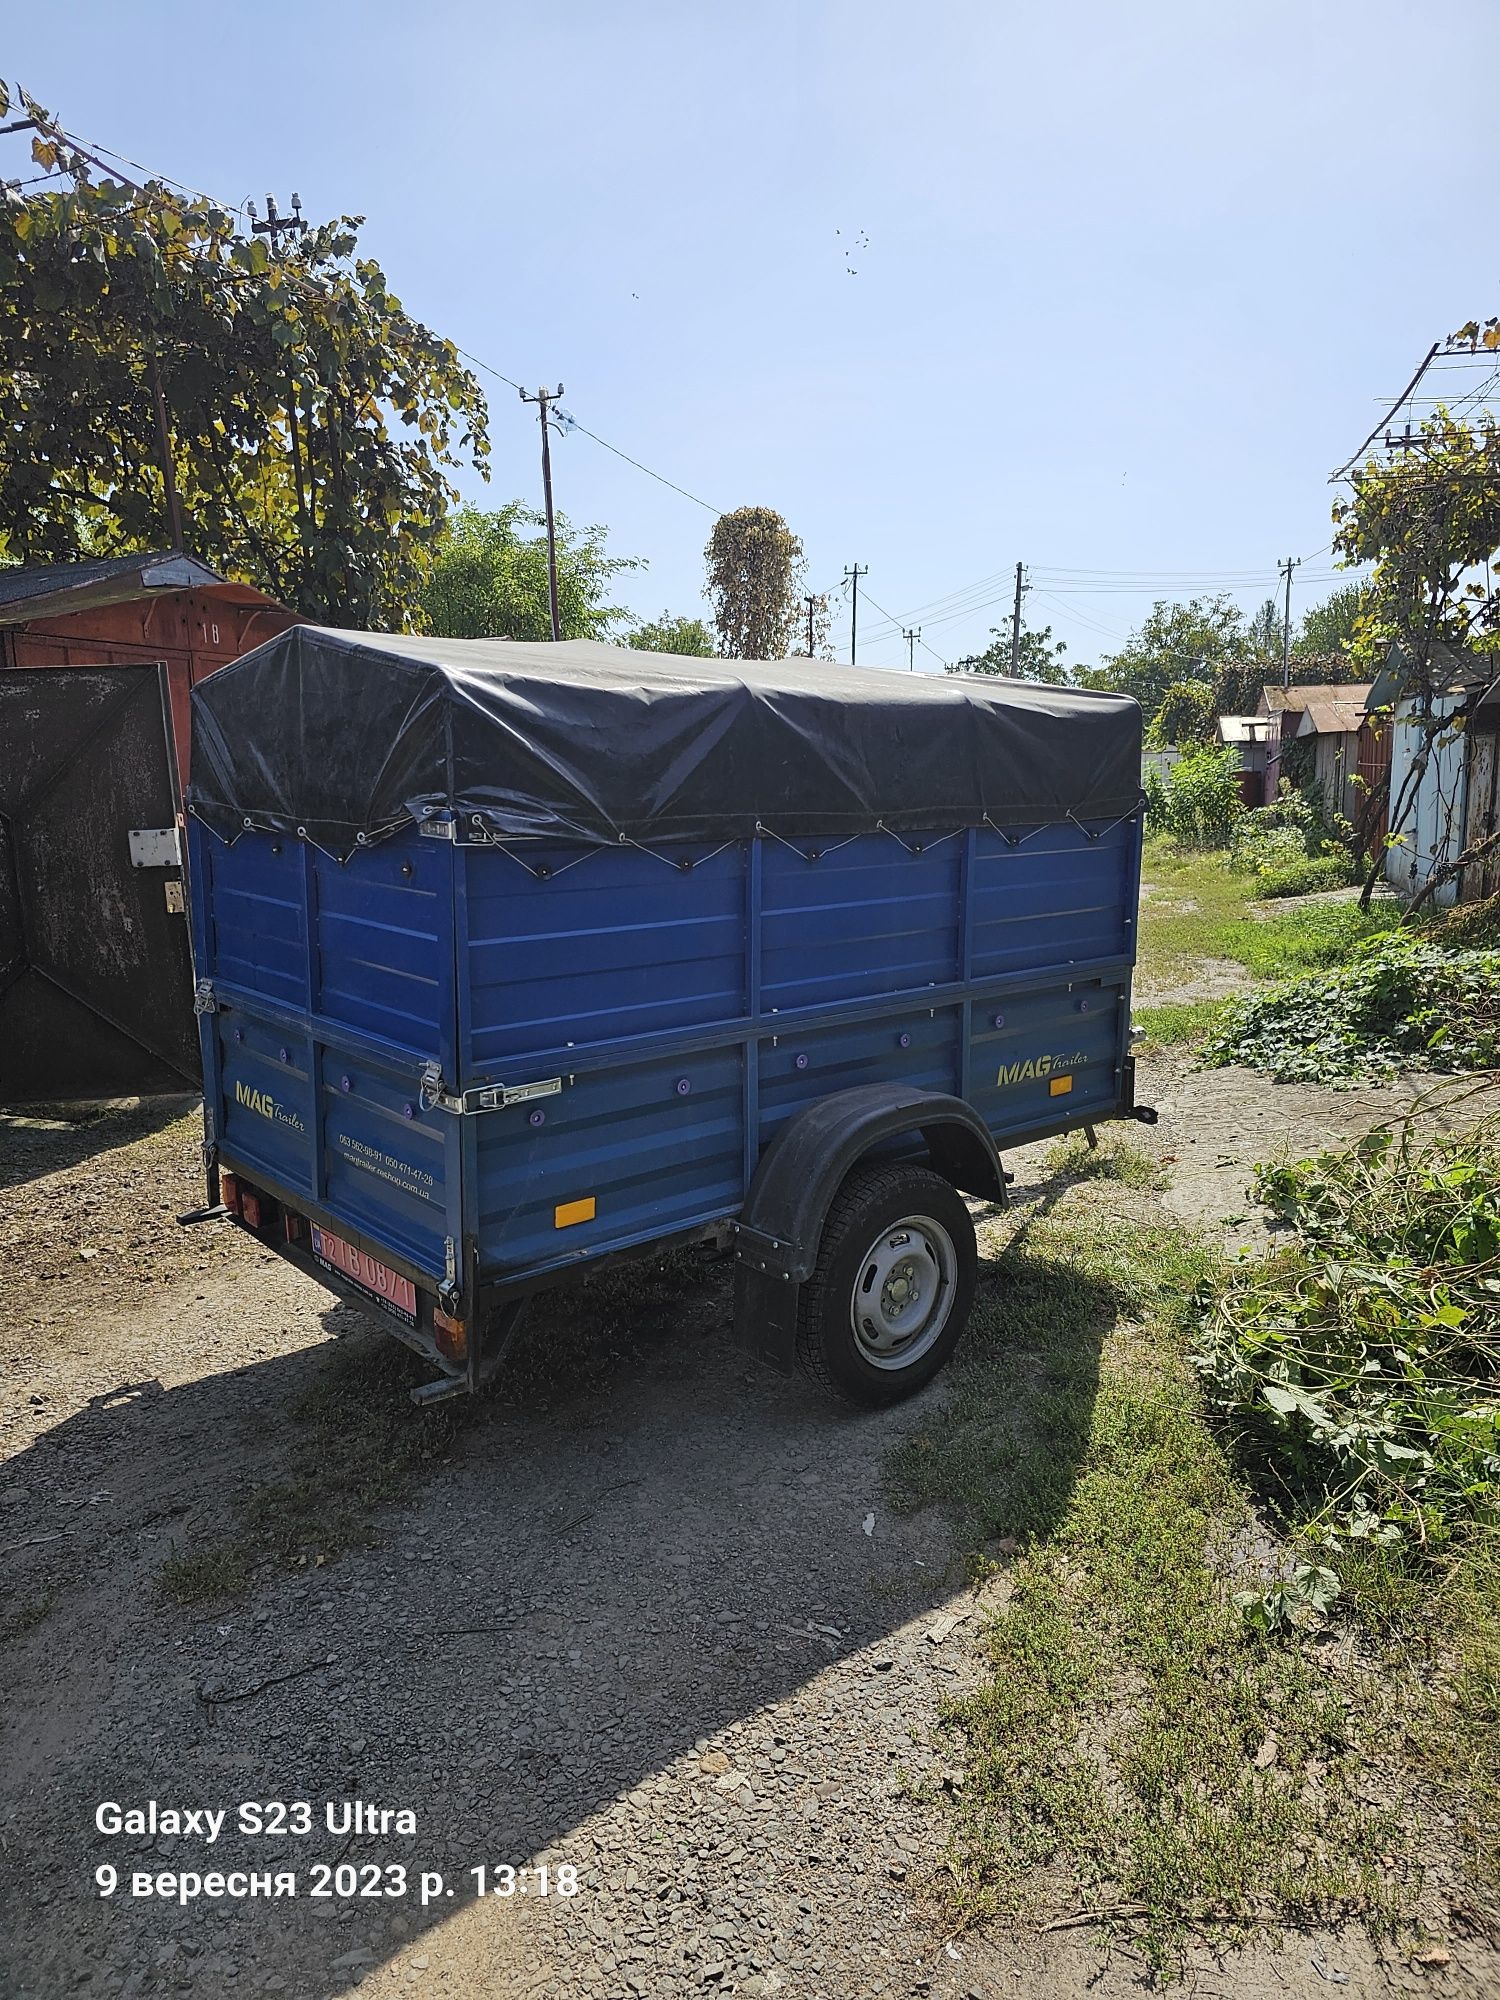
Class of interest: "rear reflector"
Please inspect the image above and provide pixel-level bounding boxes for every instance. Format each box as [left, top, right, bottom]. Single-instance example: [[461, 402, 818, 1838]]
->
[[1049, 1075, 1074, 1097], [554, 1196, 597, 1229]]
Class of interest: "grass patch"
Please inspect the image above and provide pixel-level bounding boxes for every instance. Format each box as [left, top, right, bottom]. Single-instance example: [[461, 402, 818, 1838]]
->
[[1134, 998, 1228, 1049], [1044, 1130, 1168, 1189], [159, 1337, 453, 1606], [1425, 1545, 1500, 1889], [1139, 841, 1398, 996], [889, 1200, 1418, 1968]]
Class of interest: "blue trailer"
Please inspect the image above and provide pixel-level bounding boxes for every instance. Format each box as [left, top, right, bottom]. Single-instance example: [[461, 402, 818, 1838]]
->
[[185, 629, 1146, 1405]]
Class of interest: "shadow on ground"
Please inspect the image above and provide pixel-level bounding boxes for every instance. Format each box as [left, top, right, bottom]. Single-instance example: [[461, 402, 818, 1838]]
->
[[0, 1135, 1122, 1998], [0, 1092, 197, 1191]]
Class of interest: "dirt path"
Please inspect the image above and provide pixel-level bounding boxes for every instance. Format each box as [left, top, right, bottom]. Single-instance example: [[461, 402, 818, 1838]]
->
[[1, 1059, 1491, 2000]]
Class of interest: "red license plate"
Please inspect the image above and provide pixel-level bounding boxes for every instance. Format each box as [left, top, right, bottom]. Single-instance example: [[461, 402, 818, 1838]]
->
[[310, 1225, 418, 1325]]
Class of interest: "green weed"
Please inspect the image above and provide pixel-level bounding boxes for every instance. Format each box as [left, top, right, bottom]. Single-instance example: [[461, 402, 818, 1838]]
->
[[1205, 934, 1500, 1083]]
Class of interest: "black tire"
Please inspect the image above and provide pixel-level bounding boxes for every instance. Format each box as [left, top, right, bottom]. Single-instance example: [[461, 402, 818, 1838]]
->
[[796, 1161, 976, 1407]]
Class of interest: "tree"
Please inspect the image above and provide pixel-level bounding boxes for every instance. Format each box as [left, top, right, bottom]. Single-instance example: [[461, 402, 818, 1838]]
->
[[421, 504, 639, 640], [0, 86, 489, 628], [1149, 679, 1218, 746], [1333, 387, 1500, 904], [704, 506, 805, 659], [1086, 595, 1246, 719], [1296, 583, 1368, 662], [627, 611, 716, 656], [951, 619, 1071, 683]]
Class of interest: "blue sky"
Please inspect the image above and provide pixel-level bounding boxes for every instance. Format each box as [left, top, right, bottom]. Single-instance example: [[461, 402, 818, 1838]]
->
[[8, 1, 1488, 670]]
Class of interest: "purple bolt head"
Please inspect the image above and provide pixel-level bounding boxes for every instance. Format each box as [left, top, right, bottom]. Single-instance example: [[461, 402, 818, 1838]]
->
[[233, 1027, 243, 1043], [278, 1046, 289, 1064], [402, 1102, 415, 1120], [992, 1013, 1005, 1029], [676, 1077, 692, 1096], [898, 1032, 910, 1049], [340, 1074, 352, 1093], [795, 1053, 808, 1070], [528, 1108, 546, 1128]]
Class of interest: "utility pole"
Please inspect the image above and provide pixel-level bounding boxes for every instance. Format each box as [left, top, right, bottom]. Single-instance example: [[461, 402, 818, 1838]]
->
[[247, 192, 307, 255], [1278, 555, 1302, 689], [843, 564, 868, 665], [520, 384, 566, 641], [903, 626, 921, 672], [147, 353, 184, 554], [803, 594, 818, 657], [1009, 561, 1026, 676], [248, 196, 311, 561]]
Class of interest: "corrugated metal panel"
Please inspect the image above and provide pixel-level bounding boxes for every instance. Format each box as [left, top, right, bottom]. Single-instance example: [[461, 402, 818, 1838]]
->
[[315, 842, 445, 1050], [971, 821, 1134, 975], [197, 810, 1141, 1295], [1385, 696, 1467, 905], [464, 840, 746, 1066], [475, 1044, 744, 1271], [761, 835, 961, 1011]]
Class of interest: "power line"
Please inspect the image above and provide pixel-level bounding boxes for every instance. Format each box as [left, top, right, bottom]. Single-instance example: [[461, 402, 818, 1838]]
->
[[1331, 341, 1439, 481], [6, 115, 728, 530]]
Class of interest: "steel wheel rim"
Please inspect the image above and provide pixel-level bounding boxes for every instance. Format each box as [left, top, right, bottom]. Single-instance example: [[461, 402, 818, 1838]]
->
[[849, 1213, 957, 1370]]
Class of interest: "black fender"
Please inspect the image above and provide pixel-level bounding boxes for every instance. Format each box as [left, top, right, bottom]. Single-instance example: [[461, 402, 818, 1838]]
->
[[731, 1084, 1006, 1375]]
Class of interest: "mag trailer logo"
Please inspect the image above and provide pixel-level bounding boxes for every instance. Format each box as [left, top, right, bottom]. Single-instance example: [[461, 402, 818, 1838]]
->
[[233, 1078, 305, 1133], [995, 1048, 1087, 1088]]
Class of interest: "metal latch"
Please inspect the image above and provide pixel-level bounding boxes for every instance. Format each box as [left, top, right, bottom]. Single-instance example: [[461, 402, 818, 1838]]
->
[[421, 1067, 565, 1116], [476, 1077, 562, 1111], [193, 980, 218, 1016], [128, 827, 182, 867]]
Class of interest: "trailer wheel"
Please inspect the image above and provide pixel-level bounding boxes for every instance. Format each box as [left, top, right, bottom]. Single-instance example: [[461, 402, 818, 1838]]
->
[[796, 1162, 976, 1406]]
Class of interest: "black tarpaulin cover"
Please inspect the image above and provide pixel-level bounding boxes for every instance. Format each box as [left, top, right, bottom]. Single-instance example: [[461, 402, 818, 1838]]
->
[[187, 626, 1142, 855]]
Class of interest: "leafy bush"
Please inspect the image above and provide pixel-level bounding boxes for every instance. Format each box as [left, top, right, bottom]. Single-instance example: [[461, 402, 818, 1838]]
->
[[1232, 821, 1310, 876], [1228, 789, 1357, 897], [1142, 746, 1244, 849], [1195, 1124, 1500, 1555], [1204, 931, 1500, 1082], [1253, 853, 1359, 900]]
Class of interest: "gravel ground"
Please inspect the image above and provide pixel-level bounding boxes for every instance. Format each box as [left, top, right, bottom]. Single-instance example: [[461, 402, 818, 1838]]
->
[[1, 1055, 1493, 2000]]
